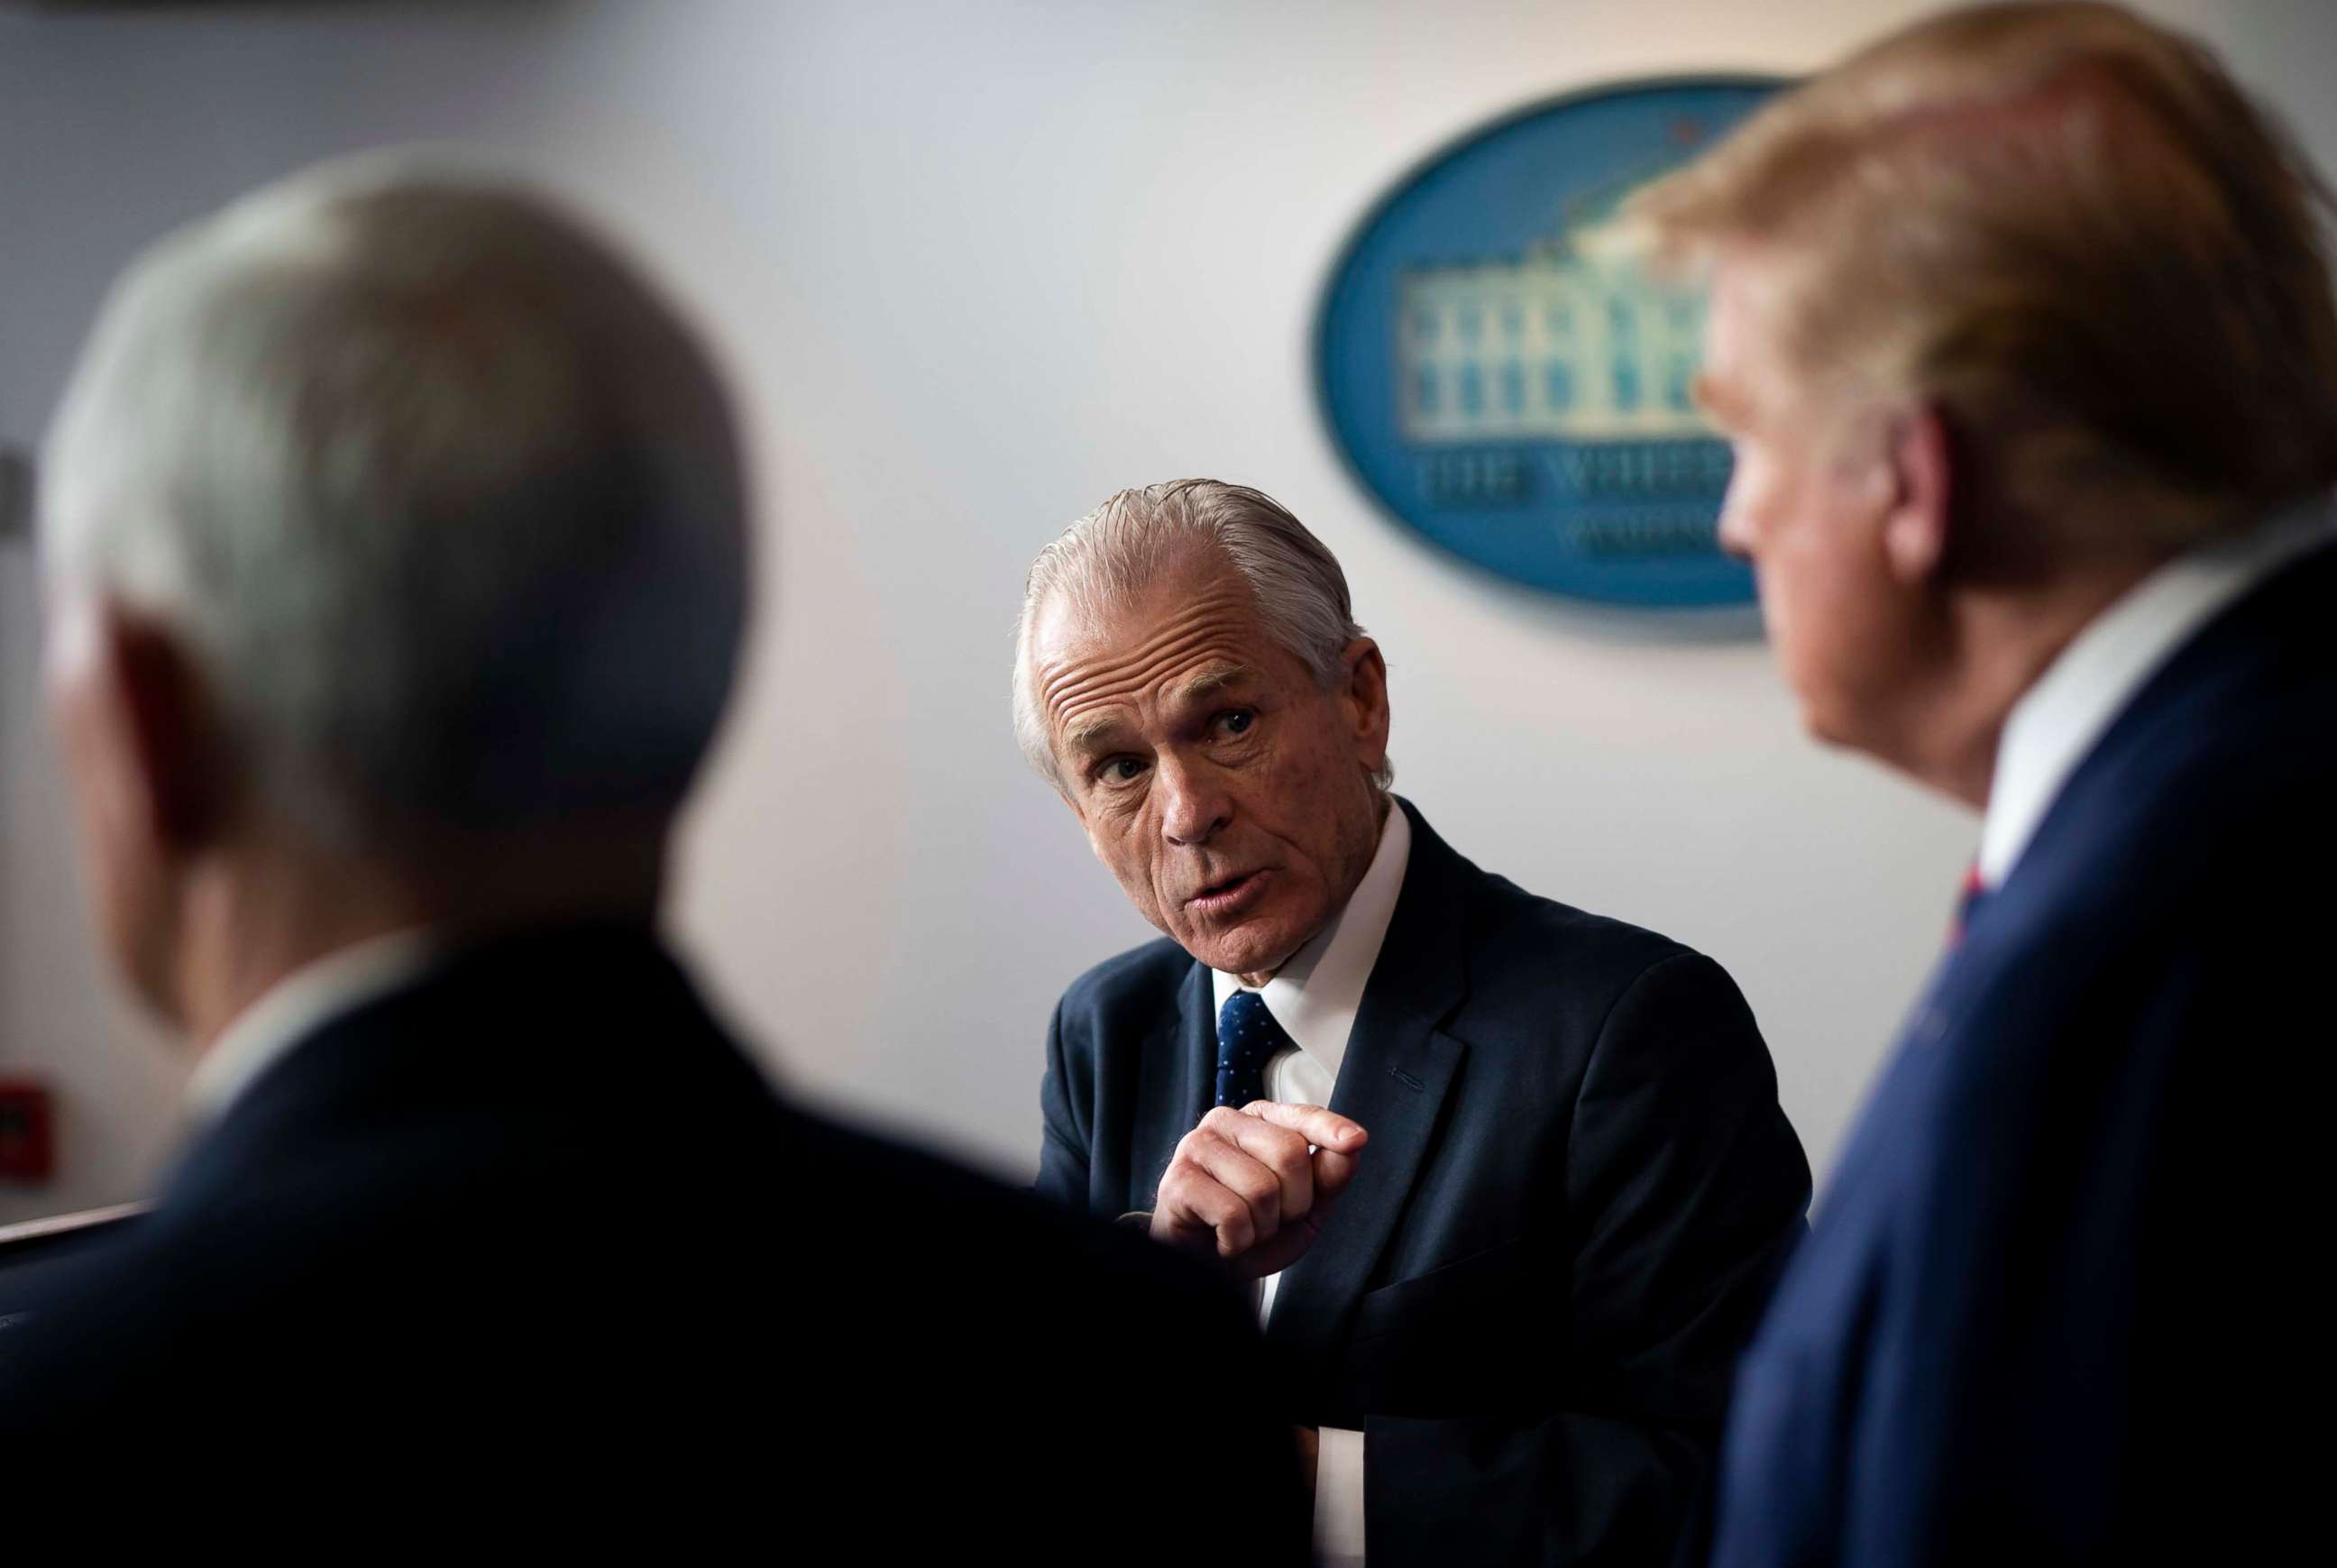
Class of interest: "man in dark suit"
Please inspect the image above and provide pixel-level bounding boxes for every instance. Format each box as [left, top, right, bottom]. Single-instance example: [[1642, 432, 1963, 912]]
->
[[1627, 4, 2337, 1561], [1012, 478, 1813, 1563], [1, 163, 1301, 1554]]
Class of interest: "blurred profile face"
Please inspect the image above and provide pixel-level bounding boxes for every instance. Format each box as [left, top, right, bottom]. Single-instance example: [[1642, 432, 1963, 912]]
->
[[1703, 250, 1920, 752], [43, 592, 184, 1022], [1030, 559, 1390, 978]]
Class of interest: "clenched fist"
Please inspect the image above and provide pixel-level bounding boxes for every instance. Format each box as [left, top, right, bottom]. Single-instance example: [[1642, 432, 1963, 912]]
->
[[1150, 1102, 1369, 1279]]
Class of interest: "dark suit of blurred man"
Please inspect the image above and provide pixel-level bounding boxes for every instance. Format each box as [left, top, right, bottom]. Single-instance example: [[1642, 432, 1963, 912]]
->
[[1630, 3, 2337, 1561], [1012, 479, 1812, 1564], [0, 165, 1301, 1557]]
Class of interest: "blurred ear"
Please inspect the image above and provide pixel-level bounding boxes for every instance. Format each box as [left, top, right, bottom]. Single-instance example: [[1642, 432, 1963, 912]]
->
[[1338, 637, 1390, 775], [63, 602, 236, 858], [1881, 403, 1956, 587]]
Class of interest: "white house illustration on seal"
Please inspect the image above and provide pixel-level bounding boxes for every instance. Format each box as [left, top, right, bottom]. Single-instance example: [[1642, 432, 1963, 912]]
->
[[1396, 204, 1714, 445]]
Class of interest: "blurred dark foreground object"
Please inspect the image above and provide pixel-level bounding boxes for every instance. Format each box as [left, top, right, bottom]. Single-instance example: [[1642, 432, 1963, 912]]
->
[[0, 925, 1306, 1558], [0, 1202, 143, 1324]]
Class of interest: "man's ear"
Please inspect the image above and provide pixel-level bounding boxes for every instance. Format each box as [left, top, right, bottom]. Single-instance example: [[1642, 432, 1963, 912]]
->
[[1339, 637, 1390, 772], [1880, 403, 1955, 587], [89, 605, 234, 855]]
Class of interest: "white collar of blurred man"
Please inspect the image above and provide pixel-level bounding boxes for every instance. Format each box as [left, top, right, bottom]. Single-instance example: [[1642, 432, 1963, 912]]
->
[[1208, 801, 1412, 1086], [184, 927, 437, 1121], [1979, 495, 2337, 888]]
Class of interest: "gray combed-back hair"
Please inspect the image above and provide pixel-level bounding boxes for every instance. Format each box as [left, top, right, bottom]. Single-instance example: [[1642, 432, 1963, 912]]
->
[[41, 159, 748, 852], [1012, 478, 1384, 790]]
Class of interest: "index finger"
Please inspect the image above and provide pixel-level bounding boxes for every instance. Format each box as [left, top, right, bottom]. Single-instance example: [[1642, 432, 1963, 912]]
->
[[1239, 1101, 1368, 1153]]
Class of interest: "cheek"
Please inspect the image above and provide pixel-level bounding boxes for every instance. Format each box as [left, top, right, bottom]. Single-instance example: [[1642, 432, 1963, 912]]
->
[[65, 742, 169, 1008], [1091, 817, 1165, 914], [1257, 726, 1370, 885], [50, 683, 122, 896], [1767, 527, 1899, 731], [47, 654, 181, 1014], [1251, 732, 1331, 826]]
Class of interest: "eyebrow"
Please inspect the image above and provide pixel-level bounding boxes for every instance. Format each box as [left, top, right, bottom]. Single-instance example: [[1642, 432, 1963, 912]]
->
[[1056, 663, 1260, 760], [1163, 662, 1258, 708], [1061, 712, 1133, 759]]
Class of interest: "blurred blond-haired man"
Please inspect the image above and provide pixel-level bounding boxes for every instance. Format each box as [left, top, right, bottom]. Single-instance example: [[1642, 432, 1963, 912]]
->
[[1629, 4, 2337, 1562]]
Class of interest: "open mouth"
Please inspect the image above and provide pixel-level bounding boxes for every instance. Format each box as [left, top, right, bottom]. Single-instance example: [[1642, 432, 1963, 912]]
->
[[1187, 868, 1270, 916]]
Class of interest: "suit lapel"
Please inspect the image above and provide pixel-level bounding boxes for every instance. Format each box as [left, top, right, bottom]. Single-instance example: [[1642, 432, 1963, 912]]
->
[[1264, 801, 1471, 1396], [1132, 959, 1218, 1211]]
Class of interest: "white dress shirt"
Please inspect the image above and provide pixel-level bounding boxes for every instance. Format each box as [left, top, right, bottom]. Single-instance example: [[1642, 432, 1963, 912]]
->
[[1978, 496, 2337, 889], [184, 930, 440, 1123], [1210, 802, 1411, 1568]]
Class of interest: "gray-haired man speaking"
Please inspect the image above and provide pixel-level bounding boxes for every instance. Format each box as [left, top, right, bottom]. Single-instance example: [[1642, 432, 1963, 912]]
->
[[1021, 478, 1811, 1565]]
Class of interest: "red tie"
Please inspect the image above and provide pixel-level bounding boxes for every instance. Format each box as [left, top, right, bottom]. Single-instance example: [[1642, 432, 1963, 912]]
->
[[1950, 861, 1989, 946]]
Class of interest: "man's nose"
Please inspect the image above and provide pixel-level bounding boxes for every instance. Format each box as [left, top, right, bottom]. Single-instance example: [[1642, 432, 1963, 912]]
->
[[1157, 756, 1231, 848], [1716, 485, 1757, 562]]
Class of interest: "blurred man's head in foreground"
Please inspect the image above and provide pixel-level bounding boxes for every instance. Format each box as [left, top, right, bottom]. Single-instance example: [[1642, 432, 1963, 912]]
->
[[39, 161, 750, 1030], [1630, 1, 2337, 777]]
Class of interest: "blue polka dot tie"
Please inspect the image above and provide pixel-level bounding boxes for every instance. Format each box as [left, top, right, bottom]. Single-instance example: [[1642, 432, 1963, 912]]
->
[[1215, 989, 1288, 1110]]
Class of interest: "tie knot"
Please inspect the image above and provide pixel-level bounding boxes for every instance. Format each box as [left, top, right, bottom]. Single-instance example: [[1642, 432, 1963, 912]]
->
[[1214, 989, 1288, 1110]]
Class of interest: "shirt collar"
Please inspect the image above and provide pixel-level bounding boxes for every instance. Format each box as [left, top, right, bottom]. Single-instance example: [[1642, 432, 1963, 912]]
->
[[184, 929, 442, 1124], [1979, 495, 2337, 887], [1209, 802, 1412, 1085]]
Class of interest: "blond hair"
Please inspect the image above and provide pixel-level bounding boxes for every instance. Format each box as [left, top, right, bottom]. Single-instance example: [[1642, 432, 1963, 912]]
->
[[1628, 2, 2337, 549]]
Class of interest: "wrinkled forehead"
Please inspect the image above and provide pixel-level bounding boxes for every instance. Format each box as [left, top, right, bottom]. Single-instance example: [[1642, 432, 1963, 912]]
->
[[1029, 565, 1278, 737]]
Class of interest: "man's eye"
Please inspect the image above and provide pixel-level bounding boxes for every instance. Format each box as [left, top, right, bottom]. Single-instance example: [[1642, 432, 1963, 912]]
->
[[1216, 710, 1256, 738], [1097, 757, 1147, 784]]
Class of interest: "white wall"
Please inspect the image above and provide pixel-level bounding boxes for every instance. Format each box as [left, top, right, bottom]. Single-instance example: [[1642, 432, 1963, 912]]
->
[[4, 0, 2332, 1222]]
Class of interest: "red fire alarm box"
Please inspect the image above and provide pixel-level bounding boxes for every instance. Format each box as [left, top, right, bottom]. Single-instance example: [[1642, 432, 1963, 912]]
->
[[0, 1080, 54, 1181]]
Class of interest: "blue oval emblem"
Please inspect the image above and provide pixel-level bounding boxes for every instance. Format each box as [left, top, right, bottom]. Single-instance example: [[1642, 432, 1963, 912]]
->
[[1316, 78, 1783, 608]]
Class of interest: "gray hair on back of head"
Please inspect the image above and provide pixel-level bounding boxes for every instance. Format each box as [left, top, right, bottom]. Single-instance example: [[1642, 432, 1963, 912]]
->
[[1012, 478, 1380, 790], [41, 156, 749, 854]]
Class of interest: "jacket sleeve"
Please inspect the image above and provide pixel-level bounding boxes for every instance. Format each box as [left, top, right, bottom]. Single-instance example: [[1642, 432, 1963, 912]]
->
[[1365, 951, 1813, 1565], [1034, 995, 1095, 1212]]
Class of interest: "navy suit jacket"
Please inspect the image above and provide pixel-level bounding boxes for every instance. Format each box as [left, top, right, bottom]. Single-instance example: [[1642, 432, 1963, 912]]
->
[[1713, 540, 2337, 1564], [0, 925, 1302, 1556], [1040, 802, 1813, 1565]]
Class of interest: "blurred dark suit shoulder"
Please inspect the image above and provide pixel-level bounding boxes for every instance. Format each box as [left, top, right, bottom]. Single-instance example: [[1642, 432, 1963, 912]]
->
[[0, 926, 1299, 1557], [1717, 540, 2337, 1565]]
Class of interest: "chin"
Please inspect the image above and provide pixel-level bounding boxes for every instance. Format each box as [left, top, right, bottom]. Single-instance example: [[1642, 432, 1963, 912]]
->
[[1187, 937, 1266, 975], [1802, 705, 1850, 748], [1790, 679, 1856, 749], [1171, 920, 1261, 974]]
